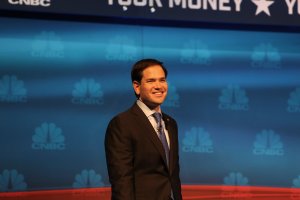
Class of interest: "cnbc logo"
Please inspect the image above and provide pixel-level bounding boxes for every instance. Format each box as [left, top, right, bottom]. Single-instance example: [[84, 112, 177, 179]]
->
[[223, 172, 249, 186], [291, 175, 300, 199], [251, 43, 281, 69], [71, 78, 104, 105], [253, 130, 284, 156], [105, 35, 138, 62], [180, 39, 211, 65], [163, 83, 180, 108], [222, 172, 251, 198], [219, 84, 249, 111], [182, 127, 213, 153], [31, 31, 64, 58], [293, 175, 300, 188], [32, 122, 66, 150], [0, 75, 27, 103], [0, 169, 27, 192], [73, 169, 104, 188], [287, 87, 300, 113]]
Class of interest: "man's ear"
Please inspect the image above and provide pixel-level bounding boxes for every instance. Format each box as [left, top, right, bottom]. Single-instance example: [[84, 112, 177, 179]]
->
[[132, 81, 140, 96]]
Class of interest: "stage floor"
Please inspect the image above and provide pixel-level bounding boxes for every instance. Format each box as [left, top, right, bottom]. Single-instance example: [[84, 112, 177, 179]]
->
[[1, 185, 300, 200]]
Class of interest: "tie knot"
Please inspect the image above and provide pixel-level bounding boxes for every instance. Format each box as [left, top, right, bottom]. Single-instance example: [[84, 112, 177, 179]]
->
[[152, 112, 162, 124]]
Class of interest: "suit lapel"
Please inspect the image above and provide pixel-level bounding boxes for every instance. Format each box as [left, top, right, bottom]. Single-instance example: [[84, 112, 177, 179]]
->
[[130, 104, 170, 170], [163, 114, 174, 175]]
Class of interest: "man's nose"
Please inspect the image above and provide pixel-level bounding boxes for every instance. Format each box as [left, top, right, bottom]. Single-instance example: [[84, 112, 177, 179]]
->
[[154, 81, 162, 88]]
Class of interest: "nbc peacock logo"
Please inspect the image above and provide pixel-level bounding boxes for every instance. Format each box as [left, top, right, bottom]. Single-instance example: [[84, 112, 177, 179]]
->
[[31, 31, 64, 58], [251, 43, 281, 69], [291, 175, 300, 199], [105, 35, 139, 62], [223, 172, 249, 186], [71, 78, 104, 105], [182, 127, 214, 153], [0, 75, 27, 103], [253, 129, 284, 156], [180, 39, 211, 65], [0, 169, 27, 192], [219, 84, 249, 111], [31, 122, 66, 150], [222, 172, 251, 199], [287, 87, 300, 113], [293, 175, 300, 188], [72, 169, 104, 188]]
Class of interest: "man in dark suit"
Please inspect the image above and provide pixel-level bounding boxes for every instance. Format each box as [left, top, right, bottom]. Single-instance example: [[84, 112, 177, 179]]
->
[[105, 58, 182, 200]]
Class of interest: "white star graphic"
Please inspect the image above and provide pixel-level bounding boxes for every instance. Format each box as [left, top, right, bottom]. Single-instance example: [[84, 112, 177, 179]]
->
[[251, 0, 274, 16]]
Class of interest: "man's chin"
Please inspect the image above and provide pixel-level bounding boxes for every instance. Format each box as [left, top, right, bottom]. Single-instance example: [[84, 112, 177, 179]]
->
[[152, 98, 166, 105], [143, 101, 164, 110]]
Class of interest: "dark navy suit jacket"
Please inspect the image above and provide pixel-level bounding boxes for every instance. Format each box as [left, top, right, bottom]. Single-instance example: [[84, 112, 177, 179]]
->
[[105, 103, 182, 200]]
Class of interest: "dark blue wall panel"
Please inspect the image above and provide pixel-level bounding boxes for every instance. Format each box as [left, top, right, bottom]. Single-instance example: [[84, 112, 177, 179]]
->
[[0, 17, 300, 191]]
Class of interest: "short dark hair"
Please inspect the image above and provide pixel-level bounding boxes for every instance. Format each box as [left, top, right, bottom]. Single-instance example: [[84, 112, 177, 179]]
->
[[131, 58, 168, 83]]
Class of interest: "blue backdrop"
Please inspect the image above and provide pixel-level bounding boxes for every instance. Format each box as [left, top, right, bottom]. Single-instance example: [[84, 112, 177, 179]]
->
[[0, 16, 300, 192]]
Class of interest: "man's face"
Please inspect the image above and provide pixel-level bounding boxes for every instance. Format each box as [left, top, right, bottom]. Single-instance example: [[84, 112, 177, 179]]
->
[[133, 65, 168, 110]]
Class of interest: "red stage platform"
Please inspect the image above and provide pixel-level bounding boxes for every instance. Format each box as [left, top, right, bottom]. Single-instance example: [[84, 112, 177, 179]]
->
[[1, 185, 300, 200]]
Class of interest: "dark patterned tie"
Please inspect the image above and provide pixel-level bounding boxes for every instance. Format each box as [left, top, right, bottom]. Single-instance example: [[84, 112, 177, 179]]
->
[[153, 112, 169, 166]]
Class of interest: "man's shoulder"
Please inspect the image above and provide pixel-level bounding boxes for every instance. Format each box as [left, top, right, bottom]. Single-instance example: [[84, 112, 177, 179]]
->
[[109, 104, 140, 121], [106, 104, 144, 132]]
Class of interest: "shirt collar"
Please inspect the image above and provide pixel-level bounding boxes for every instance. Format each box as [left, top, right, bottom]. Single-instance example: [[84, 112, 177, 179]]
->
[[136, 99, 161, 118]]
